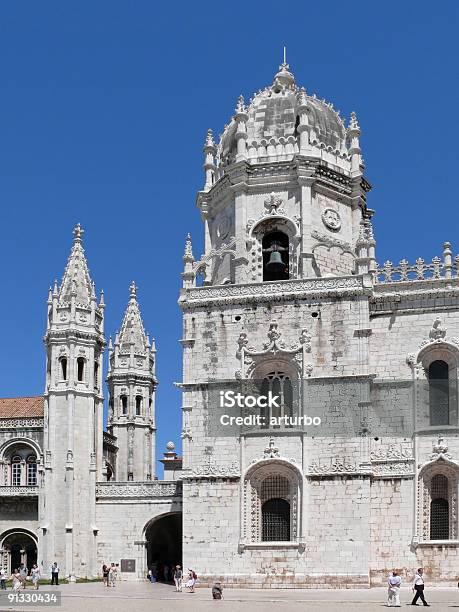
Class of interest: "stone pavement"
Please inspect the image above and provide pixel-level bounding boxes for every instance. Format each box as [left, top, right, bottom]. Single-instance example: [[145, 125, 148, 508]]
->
[[4, 582, 459, 612]]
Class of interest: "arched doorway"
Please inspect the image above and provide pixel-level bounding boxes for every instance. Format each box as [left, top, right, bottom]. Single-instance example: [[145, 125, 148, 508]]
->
[[145, 513, 182, 582], [1, 530, 37, 574]]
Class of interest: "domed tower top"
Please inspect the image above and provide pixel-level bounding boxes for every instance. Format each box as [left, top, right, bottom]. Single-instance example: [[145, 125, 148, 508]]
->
[[189, 58, 372, 289], [201, 59, 357, 191]]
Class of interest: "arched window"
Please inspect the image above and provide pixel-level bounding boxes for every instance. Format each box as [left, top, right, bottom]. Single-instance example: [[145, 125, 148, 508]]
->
[[26, 455, 37, 486], [244, 466, 299, 544], [262, 231, 289, 282], [60, 357, 67, 381], [135, 395, 143, 416], [260, 372, 294, 427], [429, 360, 449, 425], [77, 357, 85, 382], [94, 361, 99, 387], [262, 498, 290, 541], [430, 474, 449, 539], [121, 395, 128, 415], [11, 456, 22, 486]]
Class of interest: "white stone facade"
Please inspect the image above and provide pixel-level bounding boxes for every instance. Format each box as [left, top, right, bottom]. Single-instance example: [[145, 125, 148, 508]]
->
[[178, 62, 459, 587], [0, 60, 458, 588]]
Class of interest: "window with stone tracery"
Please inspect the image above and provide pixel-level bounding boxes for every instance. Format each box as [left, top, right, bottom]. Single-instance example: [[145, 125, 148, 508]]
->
[[418, 466, 458, 541], [243, 465, 299, 543], [430, 474, 449, 539], [259, 372, 293, 428]]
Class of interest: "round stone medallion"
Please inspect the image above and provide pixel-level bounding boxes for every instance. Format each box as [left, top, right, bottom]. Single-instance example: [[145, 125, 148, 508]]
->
[[321, 208, 341, 232], [216, 216, 230, 239]]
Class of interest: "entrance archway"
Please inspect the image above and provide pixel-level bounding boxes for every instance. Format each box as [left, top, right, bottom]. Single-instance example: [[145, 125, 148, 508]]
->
[[1, 530, 37, 574], [145, 513, 182, 582]]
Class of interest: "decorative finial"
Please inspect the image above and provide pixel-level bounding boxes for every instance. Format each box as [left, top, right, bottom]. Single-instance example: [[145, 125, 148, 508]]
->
[[166, 441, 175, 451], [99, 289, 105, 307], [283, 45, 286, 65], [129, 281, 137, 299], [349, 111, 360, 131], [205, 128, 215, 147], [184, 233, 193, 258], [235, 94, 246, 114], [53, 279, 59, 296], [73, 223, 84, 242]]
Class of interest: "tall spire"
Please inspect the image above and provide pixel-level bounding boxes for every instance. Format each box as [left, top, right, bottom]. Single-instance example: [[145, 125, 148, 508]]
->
[[118, 281, 149, 354], [58, 224, 94, 305]]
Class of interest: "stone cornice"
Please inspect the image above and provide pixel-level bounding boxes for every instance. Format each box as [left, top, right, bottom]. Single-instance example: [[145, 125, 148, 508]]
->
[[179, 275, 368, 309]]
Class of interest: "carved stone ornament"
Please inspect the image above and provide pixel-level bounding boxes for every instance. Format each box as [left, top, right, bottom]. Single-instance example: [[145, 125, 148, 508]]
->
[[263, 438, 279, 458], [264, 193, 285, 216], [429, 317, 447, 341], [308, 458, 358, 475], [235, 321, 312, 378], [321, 208, 341, 232], [430, 435, 452, 460], [96, 481, 182, 498]]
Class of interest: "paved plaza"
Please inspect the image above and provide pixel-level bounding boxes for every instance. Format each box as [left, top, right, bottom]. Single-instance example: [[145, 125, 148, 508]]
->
[[3, 582, 459, 612]]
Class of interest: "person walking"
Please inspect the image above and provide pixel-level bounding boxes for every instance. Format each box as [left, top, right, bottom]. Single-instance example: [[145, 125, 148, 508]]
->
[[19, 564, 28, 589], [0, 568, 7, 590], [50, 562, 59, 586], [185, 568, 197, 593], [387, 569, 401, 607], [10, 570, 22, 592], [411, 568, 430, 606], [31, 565, 40, 590], [173, 565, 182, 592], [108, 563, 117, 587], [102, 564, 109, 587]]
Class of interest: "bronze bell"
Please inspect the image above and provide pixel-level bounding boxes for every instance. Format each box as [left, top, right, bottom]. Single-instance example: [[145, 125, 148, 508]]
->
[[266, 250, 284, 272]]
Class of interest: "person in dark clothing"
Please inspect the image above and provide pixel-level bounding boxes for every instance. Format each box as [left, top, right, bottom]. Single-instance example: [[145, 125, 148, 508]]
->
[[212, 581, 223, 600], [411, 568, 430, 606]]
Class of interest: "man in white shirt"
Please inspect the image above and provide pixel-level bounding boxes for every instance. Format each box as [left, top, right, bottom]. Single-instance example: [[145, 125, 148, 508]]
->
[[411, 567, 430, 606], [387, 569, 401, 607]]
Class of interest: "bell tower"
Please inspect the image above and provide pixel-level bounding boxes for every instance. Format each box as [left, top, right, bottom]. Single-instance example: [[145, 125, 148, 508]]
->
[[107, 282, 157, 481], [42, 224, 105, 579]]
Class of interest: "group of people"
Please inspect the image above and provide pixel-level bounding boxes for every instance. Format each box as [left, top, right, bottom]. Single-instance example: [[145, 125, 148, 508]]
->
[[101, 563, 118, 587], [0, 563, 42, 590], [387, 567, 430, 607]]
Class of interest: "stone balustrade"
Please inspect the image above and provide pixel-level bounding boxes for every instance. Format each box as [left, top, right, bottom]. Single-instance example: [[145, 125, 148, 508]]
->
[[0, 486, 39, 497], [375, 242, 459, 284], [95, 480, 182, 499]]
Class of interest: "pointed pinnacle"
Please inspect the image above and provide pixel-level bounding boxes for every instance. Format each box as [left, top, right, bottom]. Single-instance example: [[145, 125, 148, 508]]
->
[[129, 281, 137, 299], [184, 233, 193, 259], [205, 129, 215, 147], [349, 111, 360, 130], [235, 94, 246, 114], [73, 223, 84, 242]]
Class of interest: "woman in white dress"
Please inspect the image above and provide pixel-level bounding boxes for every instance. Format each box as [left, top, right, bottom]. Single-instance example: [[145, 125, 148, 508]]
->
[[185, 569, 196, 593], [10, 570, 22, 592], [31, 565, 40, 590]]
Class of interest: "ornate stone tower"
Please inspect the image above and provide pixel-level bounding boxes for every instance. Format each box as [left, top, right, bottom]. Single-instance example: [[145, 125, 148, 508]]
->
[[42, 224, 105, 579], [179, 61, 378, 586], [107, 282, 157, 481]]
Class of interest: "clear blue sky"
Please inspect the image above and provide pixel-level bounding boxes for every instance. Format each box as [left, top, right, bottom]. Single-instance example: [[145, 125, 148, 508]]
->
[[1, 2, 458, 473]]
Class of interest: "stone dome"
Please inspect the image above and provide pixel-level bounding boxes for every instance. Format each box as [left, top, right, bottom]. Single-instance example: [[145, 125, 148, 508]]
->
[[218, 63, 347, 164]]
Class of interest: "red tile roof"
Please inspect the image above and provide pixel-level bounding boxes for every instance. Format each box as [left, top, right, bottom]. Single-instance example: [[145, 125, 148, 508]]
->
[[0, 397, 44, 418]]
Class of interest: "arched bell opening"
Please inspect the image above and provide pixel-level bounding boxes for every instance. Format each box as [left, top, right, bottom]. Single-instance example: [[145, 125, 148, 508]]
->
[[262, 231, 289, 282]]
